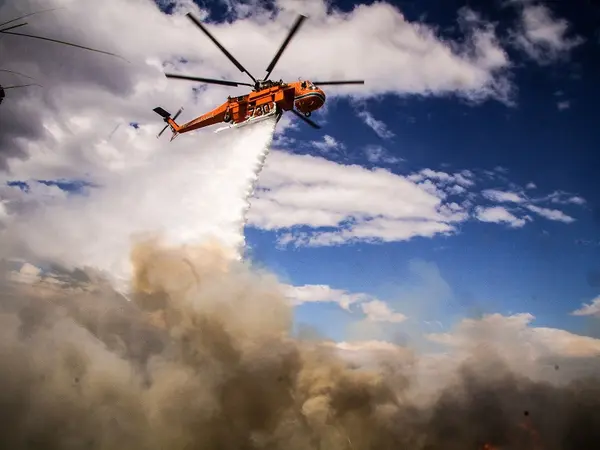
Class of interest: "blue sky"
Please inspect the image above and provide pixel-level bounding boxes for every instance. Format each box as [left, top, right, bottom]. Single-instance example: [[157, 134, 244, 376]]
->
[[2, 0, 600, 351]]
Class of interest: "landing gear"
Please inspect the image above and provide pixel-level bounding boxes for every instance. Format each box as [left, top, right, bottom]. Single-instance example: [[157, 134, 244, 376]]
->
[[304, 111, 311, 118], [223, 111, 232, 122]]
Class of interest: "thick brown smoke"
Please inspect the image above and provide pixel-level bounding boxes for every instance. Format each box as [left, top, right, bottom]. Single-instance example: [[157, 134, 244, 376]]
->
[[0, 239, 599, 449]]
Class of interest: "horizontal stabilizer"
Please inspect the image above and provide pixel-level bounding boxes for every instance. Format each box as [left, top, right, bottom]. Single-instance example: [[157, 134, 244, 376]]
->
[[153, 107, 171, 118]]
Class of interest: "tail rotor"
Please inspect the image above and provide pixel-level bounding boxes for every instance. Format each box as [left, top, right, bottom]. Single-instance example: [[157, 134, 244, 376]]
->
[[157, 123, 169, 139], [154, 106, 183, 140]]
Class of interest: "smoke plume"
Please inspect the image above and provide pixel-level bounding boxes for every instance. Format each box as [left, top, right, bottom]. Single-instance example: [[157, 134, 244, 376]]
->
[[0, 236, 599, 450]]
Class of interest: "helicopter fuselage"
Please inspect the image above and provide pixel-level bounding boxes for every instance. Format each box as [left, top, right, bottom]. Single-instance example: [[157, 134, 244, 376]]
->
[[167, 80, 326, 134]]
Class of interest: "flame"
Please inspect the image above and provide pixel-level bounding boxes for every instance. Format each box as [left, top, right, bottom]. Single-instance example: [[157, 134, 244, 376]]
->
[[481, 412, 544, 450], [520, 414, 543, 449]]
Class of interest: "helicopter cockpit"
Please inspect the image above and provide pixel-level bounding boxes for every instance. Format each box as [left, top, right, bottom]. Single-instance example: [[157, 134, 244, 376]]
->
[[300, 81, 316, 90]]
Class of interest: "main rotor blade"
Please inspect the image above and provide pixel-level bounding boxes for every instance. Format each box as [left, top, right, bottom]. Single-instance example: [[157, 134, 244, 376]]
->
[[172, 107, 184, 121], [0, 22, 27, 33], [265, 14, 306, 80], [0, 31, 128, 61], [0, 69, 36, 80], [2, 83, 42, 90], [164, 73, 254, 87], [0, 7, 63, 29], [312, 80, 365, 86], [157, 124, 169, 138], [186, 13, 256, 84], [290, 108, 321, 129]]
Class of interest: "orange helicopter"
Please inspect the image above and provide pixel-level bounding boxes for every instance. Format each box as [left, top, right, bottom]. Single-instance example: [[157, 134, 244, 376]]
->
[[153, 13, 364, 140]]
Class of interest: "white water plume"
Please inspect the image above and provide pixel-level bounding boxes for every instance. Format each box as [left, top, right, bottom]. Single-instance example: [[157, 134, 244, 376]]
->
[[237, 116, 278, 257], [0, 117, 279, 291]]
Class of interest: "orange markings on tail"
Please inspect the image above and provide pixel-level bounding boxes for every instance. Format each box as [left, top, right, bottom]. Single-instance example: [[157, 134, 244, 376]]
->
[[166, 117, 181, 132]]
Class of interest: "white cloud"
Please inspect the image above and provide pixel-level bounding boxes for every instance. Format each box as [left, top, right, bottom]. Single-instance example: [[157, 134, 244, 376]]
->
[[360, 299, 407, 323], [475, 184, 581, 227], [428, 312, 600, 372], [283, 219, 455, 247], [356, 111, 395, 139], [272, 113, 299, 146], [567, 196, 586, 205], [526, 204, 575, 223], [283, 283, 406, 323], [336, 311, 600, 395], [334, 340, 410, 355], [422, 312, 600, 390], [363, 145, 402, 164], [482, 188, 525, 203], [330, 340, 415, 371], [557, 100, 570, 110], [247, 150, 583, 245], [7, 262, 42, 285], [310, 134, 344, 152], [248, 151, 467, 246], [411, 169, 452, 184], [270, 1, 513, 102], [272, 133, 297, 148], [283, 283, 370, 310], [474, 206, 527, 228], [446, 184, 467, 195], [511, 3, 584, 64], [571, 296, 600, 317], [534, 191, 587, 206], [409, 168, 475, 187]]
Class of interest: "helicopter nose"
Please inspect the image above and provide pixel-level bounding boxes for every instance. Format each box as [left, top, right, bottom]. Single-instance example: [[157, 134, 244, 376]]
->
[[315, 88, 326, 108], [294, 87, 326, 113]]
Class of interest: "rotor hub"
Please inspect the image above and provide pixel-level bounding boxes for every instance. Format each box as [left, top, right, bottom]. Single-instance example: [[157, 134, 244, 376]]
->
[[254, 79, 283, 91]]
